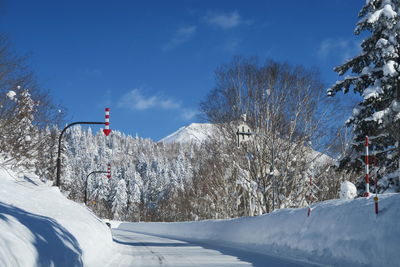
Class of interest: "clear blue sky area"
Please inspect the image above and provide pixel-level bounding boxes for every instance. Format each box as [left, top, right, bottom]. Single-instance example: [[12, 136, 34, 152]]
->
[[1, 0, 363, 140]]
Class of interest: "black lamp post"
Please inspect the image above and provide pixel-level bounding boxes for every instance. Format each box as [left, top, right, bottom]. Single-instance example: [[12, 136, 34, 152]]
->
[[56, 121, 105, 188]]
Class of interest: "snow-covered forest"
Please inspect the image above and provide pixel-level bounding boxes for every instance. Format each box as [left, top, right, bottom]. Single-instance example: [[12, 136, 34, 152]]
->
[[1, 0, 399, 223], [51, 124, 337, 221]]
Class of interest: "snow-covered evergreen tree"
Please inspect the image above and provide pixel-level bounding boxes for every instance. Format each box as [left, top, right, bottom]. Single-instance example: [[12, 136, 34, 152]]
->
[[328, 0, 400, 193], [112, 178, 128, 220]]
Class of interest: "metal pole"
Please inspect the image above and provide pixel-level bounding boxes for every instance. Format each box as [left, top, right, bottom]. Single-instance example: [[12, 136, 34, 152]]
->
[[56, 121, 105, 188], [308, 176, 312, 216], [84, 171, 108, 205], [271, 141, 275, 211], [365, 136, 370, 197]]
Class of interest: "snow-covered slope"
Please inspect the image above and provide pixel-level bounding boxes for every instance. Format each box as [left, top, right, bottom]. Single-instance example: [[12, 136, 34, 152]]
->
[[118, 194, 400, 267], [0, 166, 113, 267], [159, 123, 214, 144]]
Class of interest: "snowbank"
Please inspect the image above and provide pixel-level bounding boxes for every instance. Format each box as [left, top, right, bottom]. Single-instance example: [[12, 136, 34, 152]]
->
[[103, 219, 122, 229], [118, 194, 400, 266], [0, 167, 113, 267]]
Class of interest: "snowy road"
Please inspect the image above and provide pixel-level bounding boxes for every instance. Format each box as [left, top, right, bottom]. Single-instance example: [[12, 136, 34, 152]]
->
[[106, 229, 319, 267]]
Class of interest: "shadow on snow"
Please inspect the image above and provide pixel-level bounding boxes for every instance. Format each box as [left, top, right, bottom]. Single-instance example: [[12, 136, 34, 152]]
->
[[113, 229, 319, 267], [0, 202, 83, 267], [113, 239, 195, 247]]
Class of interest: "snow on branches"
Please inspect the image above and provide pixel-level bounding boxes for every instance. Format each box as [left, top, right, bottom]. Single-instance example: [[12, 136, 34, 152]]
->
[[328, 0, 400, 193]]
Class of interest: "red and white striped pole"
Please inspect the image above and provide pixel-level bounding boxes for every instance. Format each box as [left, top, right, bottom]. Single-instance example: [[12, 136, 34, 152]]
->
[[103, 108, 112, 136], [364, 136, 370, 197], [373, 152, 379, 215], [107, 164, 111, 179]]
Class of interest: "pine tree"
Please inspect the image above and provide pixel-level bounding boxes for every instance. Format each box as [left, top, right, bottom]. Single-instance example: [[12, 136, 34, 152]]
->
[[328, 0, 400, 193], [112, 179, 128, 220]]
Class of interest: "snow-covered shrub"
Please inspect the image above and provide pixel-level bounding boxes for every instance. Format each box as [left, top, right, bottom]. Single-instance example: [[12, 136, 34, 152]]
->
[[339, 181, 357, 200], [0, 35, 63, 172]]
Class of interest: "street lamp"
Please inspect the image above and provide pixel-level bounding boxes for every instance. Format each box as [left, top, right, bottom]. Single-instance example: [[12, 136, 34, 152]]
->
[[55, 108, 112, 188], [84, 170, 109, 205]]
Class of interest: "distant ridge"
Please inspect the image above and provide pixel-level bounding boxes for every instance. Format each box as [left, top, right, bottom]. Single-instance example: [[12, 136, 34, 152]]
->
[[159, 122, 332, 167], [159, 123, 214, 144]]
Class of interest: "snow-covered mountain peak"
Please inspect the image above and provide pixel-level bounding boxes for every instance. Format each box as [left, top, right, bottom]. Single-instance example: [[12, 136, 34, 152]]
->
[[159, 123, 214, 144]]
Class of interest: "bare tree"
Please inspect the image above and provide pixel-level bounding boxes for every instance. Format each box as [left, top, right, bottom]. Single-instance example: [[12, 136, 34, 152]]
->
[[200, 57, 337, 215]]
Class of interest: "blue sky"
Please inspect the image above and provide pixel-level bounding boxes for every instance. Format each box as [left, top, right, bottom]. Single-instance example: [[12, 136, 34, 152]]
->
[[1, 0, 364, 140]]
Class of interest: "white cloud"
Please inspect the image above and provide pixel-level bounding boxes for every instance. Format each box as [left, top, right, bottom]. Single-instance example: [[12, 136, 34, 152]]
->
[[180, 108, 199, 121], [224, 38, 241, 53], [163, 26, 197, 51], [317, 39, 361, 61], [118, 89, 181, 110], [204, 11, 242, 29], [118, 89, 199, 122]]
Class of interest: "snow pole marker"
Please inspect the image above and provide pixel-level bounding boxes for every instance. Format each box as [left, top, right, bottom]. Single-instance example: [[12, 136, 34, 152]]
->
[[307, 176, 312, 217], [374, 196, 379, 215], [103, 108, 112, 136], [373, 151, 379, 215], [364, 136, 370, 197], [107, 164, 111, 179]]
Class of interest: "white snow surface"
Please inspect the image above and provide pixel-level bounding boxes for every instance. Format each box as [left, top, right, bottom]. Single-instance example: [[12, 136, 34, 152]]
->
[[0, 166, 113, 267], [107, 229, 316, 266], [117, 194, 400, 267], [367, 4, 397, 24], [383, 60, 397, 76], [159, 123, 214, 144], [362, 81, 383, 100]]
